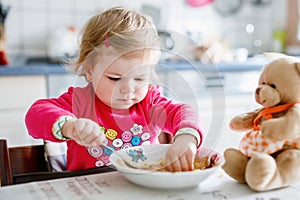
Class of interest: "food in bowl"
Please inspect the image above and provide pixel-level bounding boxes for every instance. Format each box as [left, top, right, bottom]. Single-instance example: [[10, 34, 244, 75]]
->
[[139, 153, 220, 172], [109, 144, 224, 189]]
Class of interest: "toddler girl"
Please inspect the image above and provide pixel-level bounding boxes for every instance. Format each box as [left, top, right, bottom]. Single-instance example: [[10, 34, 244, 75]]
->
[[25, 7, 203, 172]]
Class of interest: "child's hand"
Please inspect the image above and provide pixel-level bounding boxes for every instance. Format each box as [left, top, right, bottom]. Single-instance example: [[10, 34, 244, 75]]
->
[[165, 134, 197, 172], [62, 118, 105, 146]]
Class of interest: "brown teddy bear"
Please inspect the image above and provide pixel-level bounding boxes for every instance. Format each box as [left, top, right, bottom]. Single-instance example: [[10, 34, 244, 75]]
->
[[222, 57, 300, 191]]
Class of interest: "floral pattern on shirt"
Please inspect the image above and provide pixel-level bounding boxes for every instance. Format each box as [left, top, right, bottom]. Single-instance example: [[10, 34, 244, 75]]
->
[[87, 123, 151, 166]]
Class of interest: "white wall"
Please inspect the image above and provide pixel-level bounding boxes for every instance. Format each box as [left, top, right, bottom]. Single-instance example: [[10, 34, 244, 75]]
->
[[2, 0, 286, 60]]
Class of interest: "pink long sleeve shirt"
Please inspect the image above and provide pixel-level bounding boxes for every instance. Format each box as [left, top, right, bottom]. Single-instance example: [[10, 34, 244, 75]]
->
[[25, 84, 203, 171]]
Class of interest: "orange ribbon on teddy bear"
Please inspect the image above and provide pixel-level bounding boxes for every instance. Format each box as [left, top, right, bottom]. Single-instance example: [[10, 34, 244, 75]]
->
[[253, 102, 300, 131]]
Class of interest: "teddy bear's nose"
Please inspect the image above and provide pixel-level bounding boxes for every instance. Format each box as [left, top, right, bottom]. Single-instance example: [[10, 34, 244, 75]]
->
[[256, 88, 261, 95]]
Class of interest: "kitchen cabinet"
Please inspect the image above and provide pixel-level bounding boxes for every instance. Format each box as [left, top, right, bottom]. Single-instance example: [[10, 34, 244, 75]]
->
[[0, 76, 47, 147]]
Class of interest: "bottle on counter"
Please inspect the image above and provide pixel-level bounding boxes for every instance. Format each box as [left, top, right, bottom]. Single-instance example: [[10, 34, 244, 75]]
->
[[272, 20, 287, 53]]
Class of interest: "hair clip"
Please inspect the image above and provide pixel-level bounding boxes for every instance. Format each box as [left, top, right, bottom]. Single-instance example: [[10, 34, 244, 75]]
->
[[104, 35, 110, 47]]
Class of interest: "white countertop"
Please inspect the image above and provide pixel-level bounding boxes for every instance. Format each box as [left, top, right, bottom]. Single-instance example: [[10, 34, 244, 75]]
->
[[1, 169, 300, 200]]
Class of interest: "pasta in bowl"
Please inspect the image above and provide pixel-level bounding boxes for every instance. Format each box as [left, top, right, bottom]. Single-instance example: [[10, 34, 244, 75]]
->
[[109, 144, 224, 189]]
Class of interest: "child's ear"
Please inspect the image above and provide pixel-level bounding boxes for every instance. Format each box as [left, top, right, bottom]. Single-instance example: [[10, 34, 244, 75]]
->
[[85, 68, 93, 82], [296, 62, 300, 77]]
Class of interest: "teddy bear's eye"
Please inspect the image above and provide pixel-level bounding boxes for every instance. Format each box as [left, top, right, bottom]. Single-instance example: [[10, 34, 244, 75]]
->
[[269, 83, 276, 89], [262, 82, 266, 85]]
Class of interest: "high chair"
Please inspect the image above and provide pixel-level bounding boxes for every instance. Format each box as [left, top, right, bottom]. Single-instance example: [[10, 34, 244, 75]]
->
[[0, 139, 115, 186]]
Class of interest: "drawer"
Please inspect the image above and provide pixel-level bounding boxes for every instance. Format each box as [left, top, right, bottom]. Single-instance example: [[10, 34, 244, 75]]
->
[[0, 76, 47, 109]]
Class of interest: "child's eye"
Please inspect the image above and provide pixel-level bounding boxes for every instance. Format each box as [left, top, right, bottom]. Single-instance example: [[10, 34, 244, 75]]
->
[[135, 78, 145, 81], [108, 76, 121, 81]]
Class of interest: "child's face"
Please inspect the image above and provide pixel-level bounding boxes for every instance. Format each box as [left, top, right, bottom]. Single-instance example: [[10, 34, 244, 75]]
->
[[87, 54, 153, 109]]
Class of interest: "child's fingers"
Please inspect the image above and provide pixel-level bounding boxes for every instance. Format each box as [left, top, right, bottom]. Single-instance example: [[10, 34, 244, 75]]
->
[[186, 153, 195, 171], [70, 119, 97, 145], [164, 155, 181, 172], [170, 159, 181, 172], [164, 162, 174, 172], [169, 156, 192, 172], [90, 127, 106, 146], [81, 124, 104, 146], [164, 156, 174, 172], [179, 156, 190, 171], [164, 149, 196, 172], [73, 118, 87, 133]]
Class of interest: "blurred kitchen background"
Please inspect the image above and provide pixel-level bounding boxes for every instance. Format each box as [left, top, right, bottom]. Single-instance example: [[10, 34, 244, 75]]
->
[[1, 0, 290, 60]]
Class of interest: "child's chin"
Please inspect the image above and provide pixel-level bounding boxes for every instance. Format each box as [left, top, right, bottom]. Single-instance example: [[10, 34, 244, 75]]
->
[[111, 103, 133, 110]]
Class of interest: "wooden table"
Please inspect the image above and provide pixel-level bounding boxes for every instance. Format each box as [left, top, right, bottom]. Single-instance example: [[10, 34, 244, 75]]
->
[[1, 169, 300, 200]]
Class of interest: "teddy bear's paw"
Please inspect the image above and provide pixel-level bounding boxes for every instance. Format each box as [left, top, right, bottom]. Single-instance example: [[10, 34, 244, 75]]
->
[[230, 115, 254, 131], [246, 153, 279, 191], [276, 149, 300, 184], [222, 148, 249, 183]]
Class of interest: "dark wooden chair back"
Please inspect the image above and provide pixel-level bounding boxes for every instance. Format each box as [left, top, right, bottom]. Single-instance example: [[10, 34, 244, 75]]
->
[[8, 143, 49, 175], [0, 139, 48, 186], [0, 139, 12, 186]]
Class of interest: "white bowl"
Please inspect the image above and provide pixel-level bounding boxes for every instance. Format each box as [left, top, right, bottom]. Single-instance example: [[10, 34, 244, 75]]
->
[[109, 144, 224, 189]]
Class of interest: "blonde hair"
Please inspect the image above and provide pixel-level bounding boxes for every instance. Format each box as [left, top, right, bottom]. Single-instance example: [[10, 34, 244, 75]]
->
[[72, 7, 160, 77]]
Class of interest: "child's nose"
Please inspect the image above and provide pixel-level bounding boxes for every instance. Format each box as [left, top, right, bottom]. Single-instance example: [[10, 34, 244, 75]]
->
[[120, 80, 135, 94]]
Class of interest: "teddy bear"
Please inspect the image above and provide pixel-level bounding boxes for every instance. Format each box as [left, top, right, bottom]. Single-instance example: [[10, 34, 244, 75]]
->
[[222, 57, 300, 192]]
